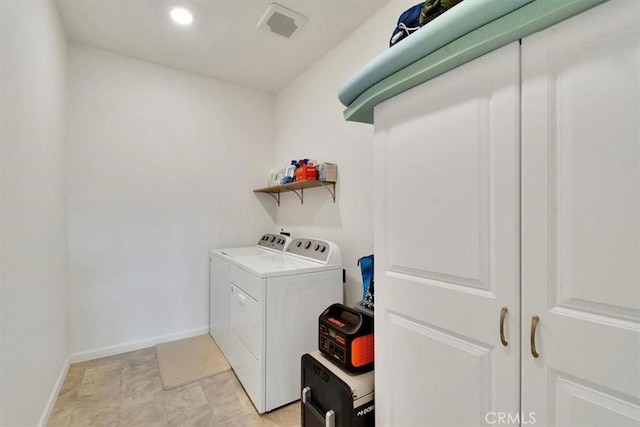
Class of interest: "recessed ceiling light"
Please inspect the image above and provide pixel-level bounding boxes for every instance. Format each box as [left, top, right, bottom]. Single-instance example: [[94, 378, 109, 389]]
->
[[170, 7, 193, 26]]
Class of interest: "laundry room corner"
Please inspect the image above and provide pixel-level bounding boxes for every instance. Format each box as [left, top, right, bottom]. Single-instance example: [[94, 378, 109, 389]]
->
[[4, 0, 638, 425], [65, 43, 278, 358], [273, 0, 416, 304]]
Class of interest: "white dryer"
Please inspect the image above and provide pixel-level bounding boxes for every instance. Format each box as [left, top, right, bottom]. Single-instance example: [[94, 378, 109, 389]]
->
[[209, 235, 343, 413]]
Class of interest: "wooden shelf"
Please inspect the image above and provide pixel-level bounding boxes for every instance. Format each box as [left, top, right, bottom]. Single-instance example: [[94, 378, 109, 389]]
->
[[253, 180, 336, 206]]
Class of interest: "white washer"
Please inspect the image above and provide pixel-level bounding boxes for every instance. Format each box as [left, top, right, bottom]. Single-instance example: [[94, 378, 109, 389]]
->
[[218, 233, 291, 257], [209, 235, 343, 413], [209, 233, 290, 354]]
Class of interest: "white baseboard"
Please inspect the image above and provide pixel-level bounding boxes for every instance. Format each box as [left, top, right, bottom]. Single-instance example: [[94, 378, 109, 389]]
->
[[37, 356, 70, 427], [38, 327, 208, 425], [68, 326, 210, 364]]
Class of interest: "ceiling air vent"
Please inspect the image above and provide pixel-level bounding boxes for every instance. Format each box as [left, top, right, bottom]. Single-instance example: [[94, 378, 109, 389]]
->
[[257, 3, 308, 39]]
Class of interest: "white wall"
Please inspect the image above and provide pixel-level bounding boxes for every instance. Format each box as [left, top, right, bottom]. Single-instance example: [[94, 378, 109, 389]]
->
[[275, 0, 415, 304], [66, 44, 276, 358], [0, 1, 69, 425]]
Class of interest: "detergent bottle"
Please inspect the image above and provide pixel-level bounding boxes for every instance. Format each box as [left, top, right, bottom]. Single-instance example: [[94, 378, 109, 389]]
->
[[282, 160, 297, 184]]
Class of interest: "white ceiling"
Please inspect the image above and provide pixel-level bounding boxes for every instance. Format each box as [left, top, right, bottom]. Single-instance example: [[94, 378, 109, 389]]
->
[[55, 0, 390, 93]]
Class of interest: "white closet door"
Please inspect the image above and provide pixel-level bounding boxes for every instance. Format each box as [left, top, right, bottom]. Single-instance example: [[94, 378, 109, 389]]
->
[[521, 1, 640, 425], [373, 42, 520, 427]]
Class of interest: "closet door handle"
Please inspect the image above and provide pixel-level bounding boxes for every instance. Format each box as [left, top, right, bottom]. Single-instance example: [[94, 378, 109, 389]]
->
[[499, 307, 508, 346], [530, 315, 540, 358]]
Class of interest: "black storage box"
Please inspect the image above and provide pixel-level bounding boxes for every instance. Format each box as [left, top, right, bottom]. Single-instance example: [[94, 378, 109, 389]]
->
[[301, 351, 374, 427]]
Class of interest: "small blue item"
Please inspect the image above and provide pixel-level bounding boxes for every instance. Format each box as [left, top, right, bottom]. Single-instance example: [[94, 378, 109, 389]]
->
[[357, 254, 374, 300]]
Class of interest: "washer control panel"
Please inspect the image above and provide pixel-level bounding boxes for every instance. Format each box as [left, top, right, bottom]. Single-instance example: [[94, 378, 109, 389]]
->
[[285, 238, 342, 265], [257, 234, 290, 252]]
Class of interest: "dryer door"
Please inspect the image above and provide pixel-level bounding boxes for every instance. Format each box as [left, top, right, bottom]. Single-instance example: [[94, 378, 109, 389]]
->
[[230, 283, 260, 360]]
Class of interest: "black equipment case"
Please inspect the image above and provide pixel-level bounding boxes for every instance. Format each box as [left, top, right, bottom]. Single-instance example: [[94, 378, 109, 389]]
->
[[301, 351, 374, 427]]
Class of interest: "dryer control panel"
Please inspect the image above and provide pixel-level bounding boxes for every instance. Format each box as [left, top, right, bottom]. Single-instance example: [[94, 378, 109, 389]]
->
[[285, 238, 342, 265]]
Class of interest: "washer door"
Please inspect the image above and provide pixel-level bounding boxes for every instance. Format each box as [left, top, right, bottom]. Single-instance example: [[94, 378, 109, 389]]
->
[[230, 284, 260, 360]]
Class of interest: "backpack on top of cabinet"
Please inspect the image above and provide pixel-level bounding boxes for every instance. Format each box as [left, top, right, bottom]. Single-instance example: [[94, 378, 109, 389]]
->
[[390, 0, 464, 47]]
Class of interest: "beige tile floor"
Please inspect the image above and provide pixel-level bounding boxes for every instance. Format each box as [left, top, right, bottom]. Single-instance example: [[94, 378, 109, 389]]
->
[[46, 347, 300, 427]]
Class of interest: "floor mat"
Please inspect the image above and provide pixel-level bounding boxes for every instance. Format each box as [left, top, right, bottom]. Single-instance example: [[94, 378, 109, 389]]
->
[[155, 334, 231, 390]]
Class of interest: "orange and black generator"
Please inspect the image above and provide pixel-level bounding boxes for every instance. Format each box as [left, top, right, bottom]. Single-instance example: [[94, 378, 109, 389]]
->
[[319, 303, 374, 373]]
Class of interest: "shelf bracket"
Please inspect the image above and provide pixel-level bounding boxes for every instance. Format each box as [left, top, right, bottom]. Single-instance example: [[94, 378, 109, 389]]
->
[[265, 191, 280, 206], [289, 188, 304, 205], [321, 182, 336, 202]]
